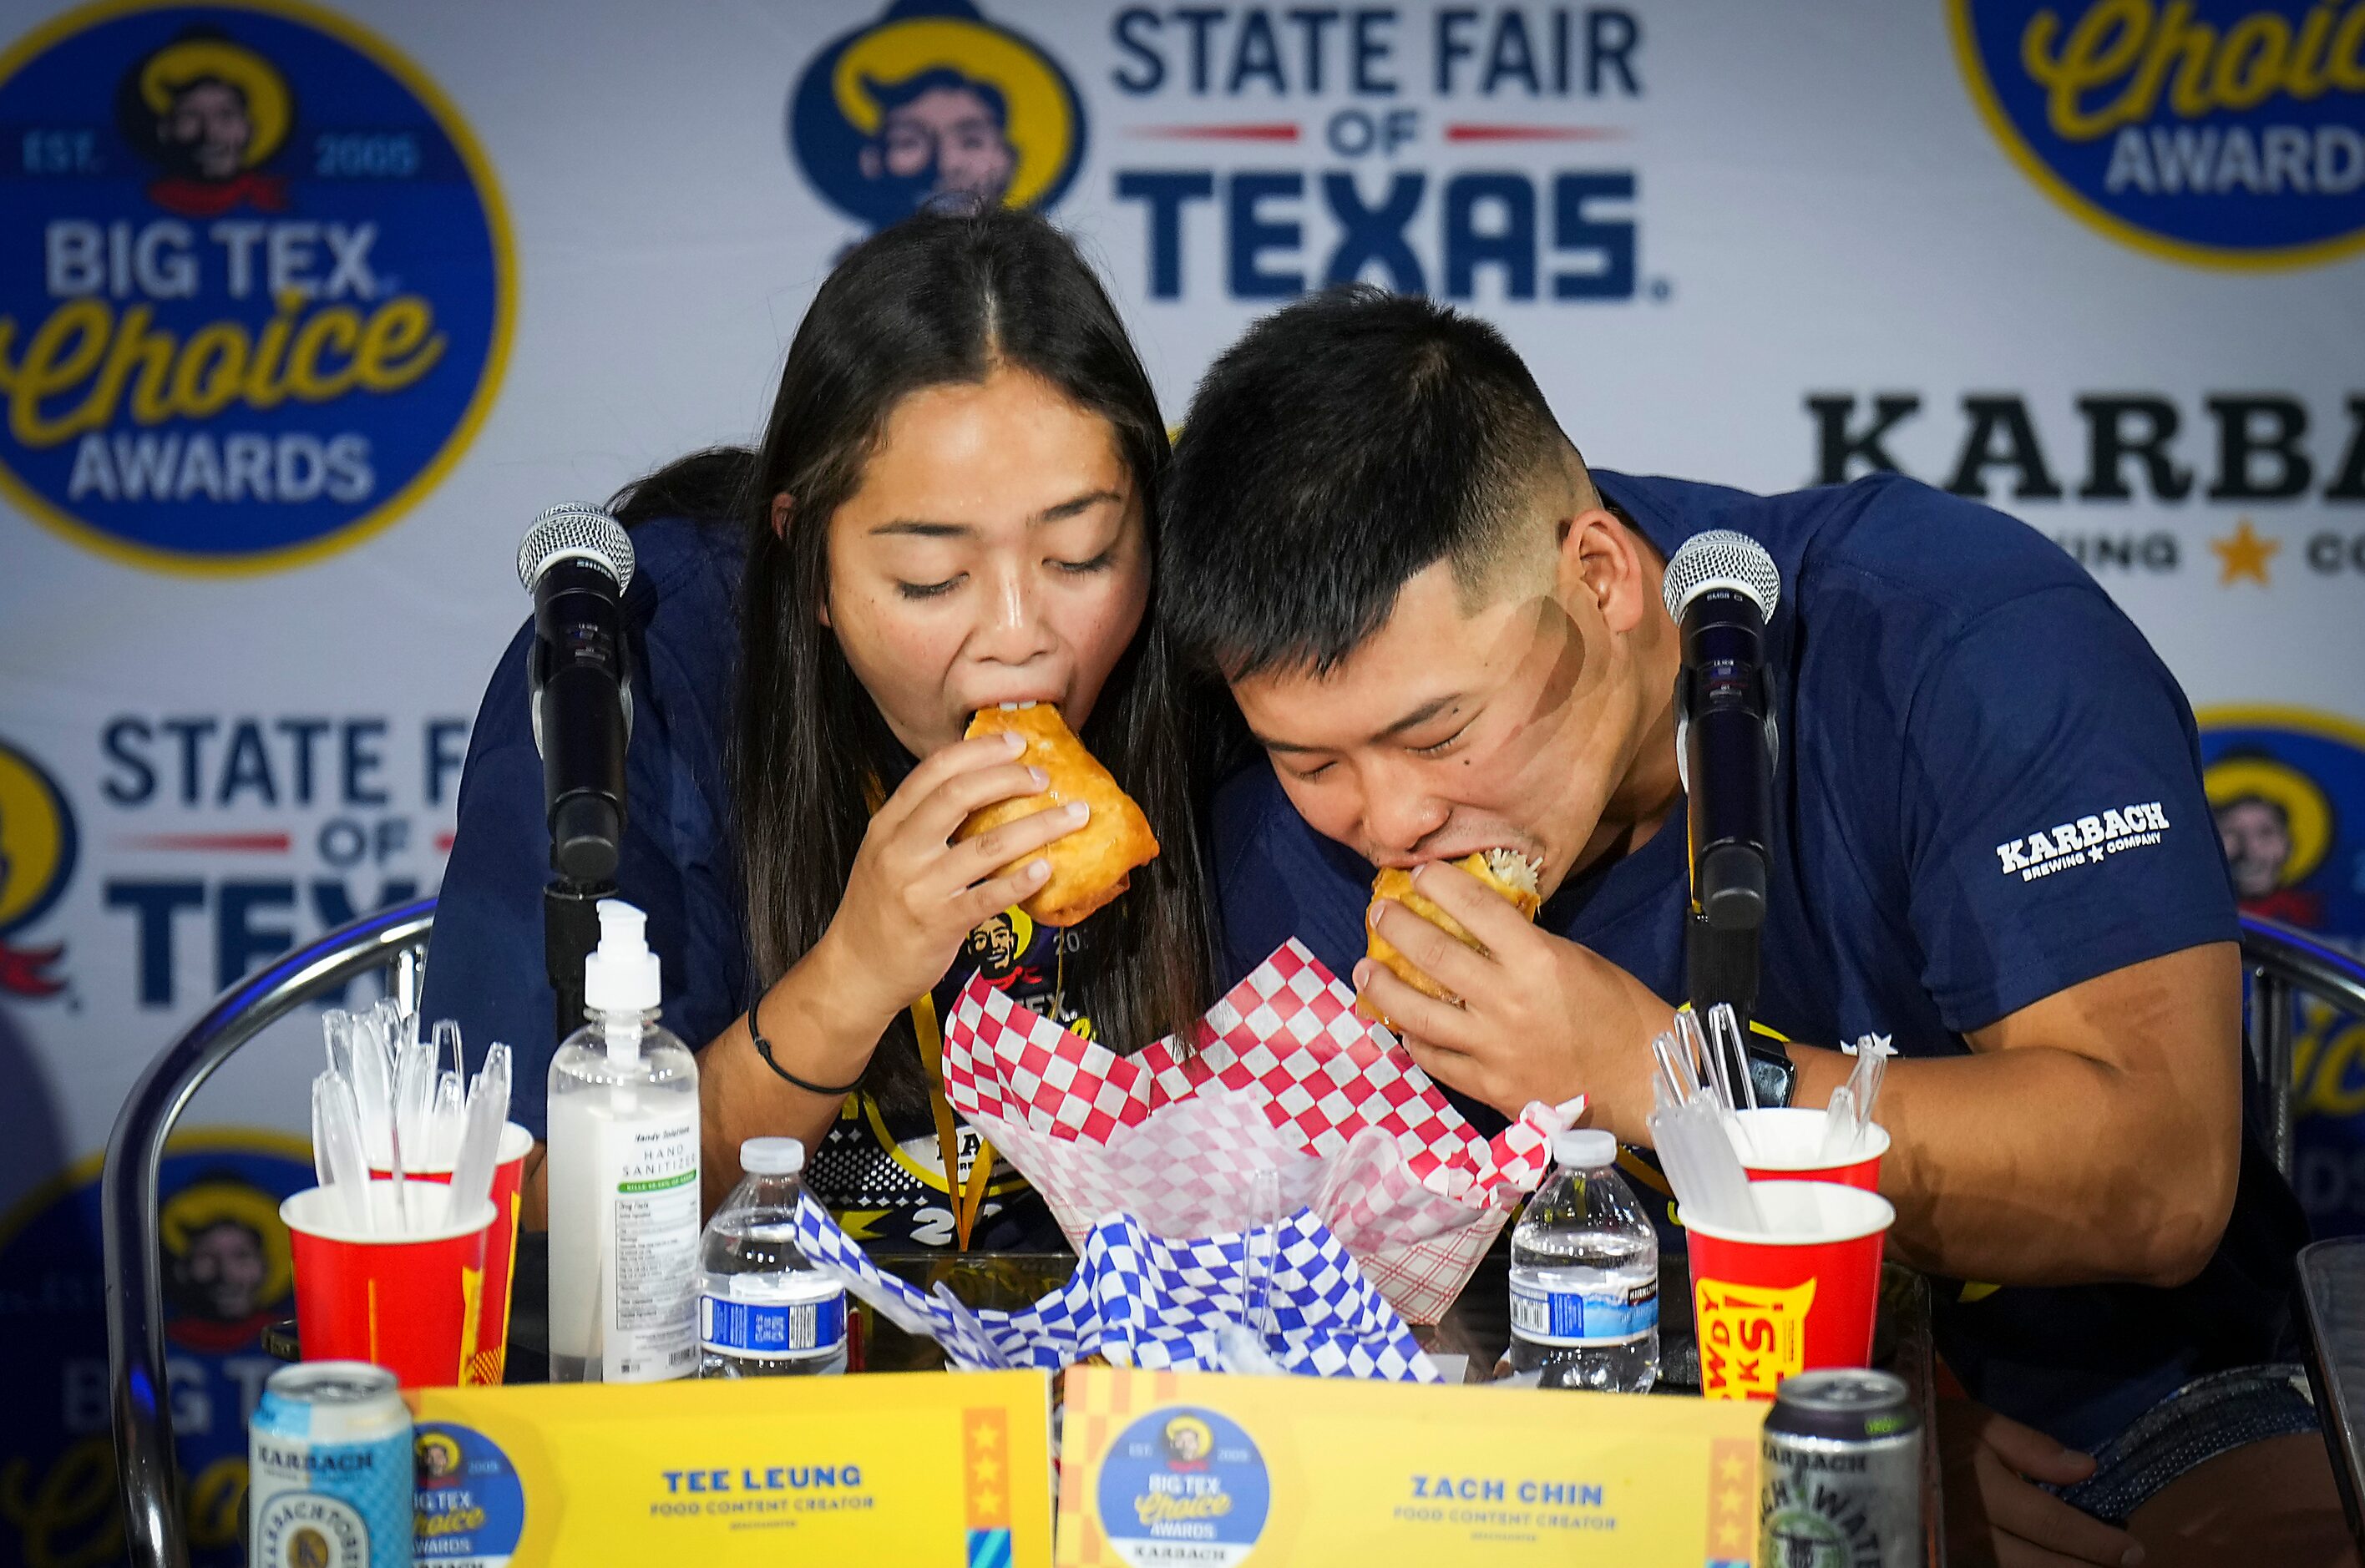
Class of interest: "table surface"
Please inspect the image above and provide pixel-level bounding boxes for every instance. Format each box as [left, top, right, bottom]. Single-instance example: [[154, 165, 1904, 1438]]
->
[[488, 1232, 1946, 1563]]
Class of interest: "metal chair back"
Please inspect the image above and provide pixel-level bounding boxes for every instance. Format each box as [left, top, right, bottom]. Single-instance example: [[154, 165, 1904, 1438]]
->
[[102, 896, 434, 1568], [2241, 913, 2365, 1178]]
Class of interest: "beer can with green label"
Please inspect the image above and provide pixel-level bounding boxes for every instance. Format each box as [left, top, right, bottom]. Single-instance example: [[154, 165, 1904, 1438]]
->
[[1760, 1368, 1922, 1568]]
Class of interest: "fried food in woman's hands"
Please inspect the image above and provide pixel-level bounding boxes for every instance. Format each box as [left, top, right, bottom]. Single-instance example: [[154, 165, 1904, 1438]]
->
[[955, 704, 1159, 926]]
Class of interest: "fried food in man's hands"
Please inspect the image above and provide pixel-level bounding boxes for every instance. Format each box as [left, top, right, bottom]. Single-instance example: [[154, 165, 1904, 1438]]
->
[[1365, 849, 1543, 1004]]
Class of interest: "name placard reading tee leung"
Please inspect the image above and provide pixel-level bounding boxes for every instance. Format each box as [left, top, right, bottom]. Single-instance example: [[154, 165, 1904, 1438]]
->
[[408, 1369, 1052, 1565]]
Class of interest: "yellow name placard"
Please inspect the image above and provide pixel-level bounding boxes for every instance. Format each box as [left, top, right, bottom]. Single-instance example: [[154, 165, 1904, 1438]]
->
[[1056, 1369, 1763, 1567], [407, 1370, 1053, 1565]]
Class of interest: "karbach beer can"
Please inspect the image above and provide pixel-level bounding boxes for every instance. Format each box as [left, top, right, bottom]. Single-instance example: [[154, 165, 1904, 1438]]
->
[[1760, 1368, 1922, 1568], [247, 1361, 413, 1568]]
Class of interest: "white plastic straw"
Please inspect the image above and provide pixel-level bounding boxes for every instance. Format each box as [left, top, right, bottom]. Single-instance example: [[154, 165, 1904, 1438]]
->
[[1709, 1004, 1757, 1113], [311, 1087, 332, 1190], [443, 1042, 512, 1230], [430, 1071, 464, 1168], [322, 1009, 354, 1086], [348, 1009, 394, 1171], [1647, 1097, 1765, 1233], [1846, 1034, 1895, 1138], [312, 1071, 372, 1232], [393, 1032, 437, 1173], [1819, 1085, 1860, 1162], [1677, 1009, 1724, 1110]]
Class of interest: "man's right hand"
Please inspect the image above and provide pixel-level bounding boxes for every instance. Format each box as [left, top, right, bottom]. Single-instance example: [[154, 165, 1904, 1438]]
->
[[1941, 1398, 2144, 1566], [821, 726, 1086, 1028]]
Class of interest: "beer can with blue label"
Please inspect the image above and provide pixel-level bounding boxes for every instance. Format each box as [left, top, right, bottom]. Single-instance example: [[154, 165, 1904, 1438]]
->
[[1760, 1368, 1922, 1568], [248, 1361, 413, 1568]]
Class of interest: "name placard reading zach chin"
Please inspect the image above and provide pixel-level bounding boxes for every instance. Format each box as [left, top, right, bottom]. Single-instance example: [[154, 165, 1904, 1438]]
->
[[1056, 1368, 1764, 1567], [407, 1370, 1052, 1566]]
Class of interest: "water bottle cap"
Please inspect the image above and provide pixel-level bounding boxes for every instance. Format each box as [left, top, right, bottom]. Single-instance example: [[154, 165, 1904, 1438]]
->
[[1552, 1129, 1617, 1168], [740, 1136, 805, 1176]]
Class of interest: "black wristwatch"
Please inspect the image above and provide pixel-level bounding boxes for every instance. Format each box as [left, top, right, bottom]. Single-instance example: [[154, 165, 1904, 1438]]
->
[[1745, 1039, 1797, 1109]]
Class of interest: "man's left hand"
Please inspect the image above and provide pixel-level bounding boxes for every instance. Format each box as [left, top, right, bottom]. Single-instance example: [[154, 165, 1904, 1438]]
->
[[1353, 858, 1668, 1130]]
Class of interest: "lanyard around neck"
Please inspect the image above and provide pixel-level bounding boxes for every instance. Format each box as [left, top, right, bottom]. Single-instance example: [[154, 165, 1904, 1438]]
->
[[909, 991, 995, 1251]]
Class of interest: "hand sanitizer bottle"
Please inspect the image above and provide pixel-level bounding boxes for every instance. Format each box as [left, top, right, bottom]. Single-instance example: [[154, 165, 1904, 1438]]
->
[[546, 899, 700, 1383]]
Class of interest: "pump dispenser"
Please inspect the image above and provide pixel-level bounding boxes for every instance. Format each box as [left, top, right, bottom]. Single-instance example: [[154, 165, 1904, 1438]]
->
[[546, 898, 700, 1383], [583, 900, 660, 1060]]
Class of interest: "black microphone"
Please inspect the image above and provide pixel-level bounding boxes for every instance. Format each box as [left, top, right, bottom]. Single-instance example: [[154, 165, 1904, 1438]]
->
[[517, 503, 635, 886], [1663, 529, 1781, 1019]]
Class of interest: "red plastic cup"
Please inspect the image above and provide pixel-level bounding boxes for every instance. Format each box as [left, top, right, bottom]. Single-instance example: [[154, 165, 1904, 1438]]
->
[[369, 1122, 532, 1383], [1683, 1180, 1895, 1401], [282, 1186, 496, 1388], [1728, 1106, 1889, 1190]]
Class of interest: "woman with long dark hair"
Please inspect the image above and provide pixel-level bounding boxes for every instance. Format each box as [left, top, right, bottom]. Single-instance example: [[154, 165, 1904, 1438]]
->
[[423, 208, 1218, 1250]]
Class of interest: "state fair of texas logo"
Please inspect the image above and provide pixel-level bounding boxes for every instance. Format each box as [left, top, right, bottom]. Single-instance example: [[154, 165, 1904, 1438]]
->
[[1951, 1, 2365, 267], [0, 1, 513, 571]]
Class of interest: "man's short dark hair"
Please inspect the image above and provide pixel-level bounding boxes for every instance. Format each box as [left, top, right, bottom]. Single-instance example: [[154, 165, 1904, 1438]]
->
[[1160, 285, 1570, 679]]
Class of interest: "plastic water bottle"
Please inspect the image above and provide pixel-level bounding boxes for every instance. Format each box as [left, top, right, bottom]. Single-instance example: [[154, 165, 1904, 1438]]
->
[[1500, 1128, 1660, 1392], [696, 1137, 848, 1378]]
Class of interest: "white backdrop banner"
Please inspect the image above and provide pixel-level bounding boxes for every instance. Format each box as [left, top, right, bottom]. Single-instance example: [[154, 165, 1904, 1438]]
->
[[0, 1, 2359, 1559]]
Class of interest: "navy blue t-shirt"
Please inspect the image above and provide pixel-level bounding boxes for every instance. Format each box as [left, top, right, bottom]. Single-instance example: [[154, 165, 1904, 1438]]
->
[[420, 517, 1075, 1251], [1212, 469, 2304, 1449]]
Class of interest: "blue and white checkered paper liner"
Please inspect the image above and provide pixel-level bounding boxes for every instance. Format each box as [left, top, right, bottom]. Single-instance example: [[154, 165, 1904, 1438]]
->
[[790, 1193, 1440, 1383]]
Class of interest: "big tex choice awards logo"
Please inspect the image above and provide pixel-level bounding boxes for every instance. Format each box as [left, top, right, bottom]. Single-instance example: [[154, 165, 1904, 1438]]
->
[[1951, 1, 2365, 266], [789, 0, 1084, 232], [2200, 706, 2365, 1232], [0, 735, 77, 999], [0, 1, 512, 571], [1095, 1407, 1270, 1568]]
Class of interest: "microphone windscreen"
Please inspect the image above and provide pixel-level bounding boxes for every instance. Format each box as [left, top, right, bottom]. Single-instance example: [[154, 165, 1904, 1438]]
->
[[518, 503, 635, 594], [1661, 529, 1780, 621]]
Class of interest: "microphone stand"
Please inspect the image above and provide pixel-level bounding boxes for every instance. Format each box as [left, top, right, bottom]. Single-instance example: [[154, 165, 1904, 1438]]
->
[[1686, 913, 1760, 1031], [545, 876, 611, 1049], [540, 790, 625, 1047]]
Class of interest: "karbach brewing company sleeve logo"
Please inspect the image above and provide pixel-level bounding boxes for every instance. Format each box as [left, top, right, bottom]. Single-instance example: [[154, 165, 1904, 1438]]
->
[[788, 0, 1085, 232], [0, 1, 513, 571], [1949, 1, 2365, 266], [0, 735, 78, 999]]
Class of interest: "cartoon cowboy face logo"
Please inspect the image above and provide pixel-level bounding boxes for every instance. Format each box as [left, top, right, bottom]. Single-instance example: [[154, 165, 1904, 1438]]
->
[[114, 28, 296, 215], [787, 0, 1083, 234], [2207, 751, 2336, 928], [963, 907, 1034, 980]]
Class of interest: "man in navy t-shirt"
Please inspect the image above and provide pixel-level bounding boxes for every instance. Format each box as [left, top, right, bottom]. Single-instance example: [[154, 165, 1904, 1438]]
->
[[1160, 288, 2337, 1564]]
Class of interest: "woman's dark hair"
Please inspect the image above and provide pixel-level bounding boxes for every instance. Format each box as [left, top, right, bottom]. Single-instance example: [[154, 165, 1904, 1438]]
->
[[610, 209, 1218, 1114]]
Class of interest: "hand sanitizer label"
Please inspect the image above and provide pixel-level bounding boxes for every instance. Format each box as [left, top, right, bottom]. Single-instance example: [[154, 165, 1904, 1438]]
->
[[600, 1115, 699, 1382]]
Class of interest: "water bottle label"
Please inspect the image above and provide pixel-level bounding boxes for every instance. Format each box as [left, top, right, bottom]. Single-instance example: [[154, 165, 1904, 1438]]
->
[[699, 1292, 847, 1358], [1507, 1276, 1659, 1347]]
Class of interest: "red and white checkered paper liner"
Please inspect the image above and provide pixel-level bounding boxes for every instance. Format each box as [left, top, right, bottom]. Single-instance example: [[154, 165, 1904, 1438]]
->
[[942, 939, 1584, 1323]]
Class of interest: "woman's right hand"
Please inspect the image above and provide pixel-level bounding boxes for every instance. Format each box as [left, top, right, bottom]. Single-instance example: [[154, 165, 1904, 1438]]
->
[[818, 726, 1086, 1027]]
